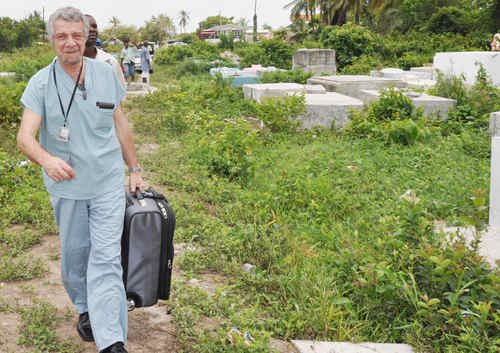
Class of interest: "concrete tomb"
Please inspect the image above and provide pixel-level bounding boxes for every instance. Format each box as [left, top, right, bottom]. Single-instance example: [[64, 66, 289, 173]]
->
[[293, 49, 336, 75], [360, 89, 456, 120], [291, 92, 363, 130], [307, 75, 407, 100], [126, 82, 158, 96], [433, 51, 500, 87], [243, 83, 325, 103], [370, 67, 437, 89], [292, 340, 416, 353], [0, 72, 16, 78]]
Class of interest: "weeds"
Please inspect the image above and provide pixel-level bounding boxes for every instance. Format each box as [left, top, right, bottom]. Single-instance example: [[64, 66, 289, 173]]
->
[[18, 299, 79, 352]]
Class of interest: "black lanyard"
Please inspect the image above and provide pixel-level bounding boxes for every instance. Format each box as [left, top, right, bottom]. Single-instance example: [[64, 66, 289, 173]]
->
[[53, 59, 83, 127]]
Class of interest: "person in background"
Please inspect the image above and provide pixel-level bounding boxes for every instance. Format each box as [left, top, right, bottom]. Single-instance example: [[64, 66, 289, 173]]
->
[[120, 40, 137, 83], [492, 31, 500, 51], [84, 14, 126, 88], [17, 6, 144, 353], [140, 40, 152, 84]]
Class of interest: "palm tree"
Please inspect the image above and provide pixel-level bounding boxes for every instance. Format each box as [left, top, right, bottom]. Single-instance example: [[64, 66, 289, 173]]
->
[[109, 16, 121, 38], [178, 10, 190, 33], [284, 0, 318, 30], [109, 16, 120, 28]]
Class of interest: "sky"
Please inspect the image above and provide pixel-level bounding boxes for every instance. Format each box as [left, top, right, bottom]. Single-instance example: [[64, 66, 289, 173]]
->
[[2, 0, 293, 33]]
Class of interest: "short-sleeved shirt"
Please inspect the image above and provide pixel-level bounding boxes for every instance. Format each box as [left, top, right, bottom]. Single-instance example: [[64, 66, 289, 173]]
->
[[120, 46, 137, 64], [20, 57, 126, 200], [96, 48, 126, 88]]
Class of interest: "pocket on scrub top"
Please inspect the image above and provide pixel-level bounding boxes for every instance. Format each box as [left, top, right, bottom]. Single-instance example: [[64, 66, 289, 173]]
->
[[93, 108, 115, 131]]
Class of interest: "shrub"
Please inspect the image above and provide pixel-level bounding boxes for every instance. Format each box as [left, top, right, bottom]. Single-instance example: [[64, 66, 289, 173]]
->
[[236, 39, 295, 69], [371, 89, 417, 122], [340, 54, 383, 75], [252, 95, 306, 133], [0, 80, 27, 125], [175, 59, 212, 78], [320, 23, 382, 70], [154, 45, 193, 65], [426, 6, 470, 35], [194, 117, 259, 183], [259, 69, 313, 84], [396, 52, 431, 70], [430, 65, 500, 132], [345, 89, 432, 145]]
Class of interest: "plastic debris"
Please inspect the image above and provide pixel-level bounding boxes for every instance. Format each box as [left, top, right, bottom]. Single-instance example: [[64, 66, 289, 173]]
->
[[242, 263, 256, 273], [227, 327, 255, 345]]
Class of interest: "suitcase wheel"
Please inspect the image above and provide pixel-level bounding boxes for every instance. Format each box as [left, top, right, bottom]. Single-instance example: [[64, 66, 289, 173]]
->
[[127, 298, 136, 311]]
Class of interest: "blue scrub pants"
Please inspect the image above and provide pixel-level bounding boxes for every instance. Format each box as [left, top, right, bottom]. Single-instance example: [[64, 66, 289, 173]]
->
[[50, 187, 127, 350]]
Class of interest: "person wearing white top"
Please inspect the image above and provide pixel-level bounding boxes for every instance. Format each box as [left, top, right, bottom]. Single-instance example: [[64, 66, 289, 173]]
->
[[84, 14, 126, 88]]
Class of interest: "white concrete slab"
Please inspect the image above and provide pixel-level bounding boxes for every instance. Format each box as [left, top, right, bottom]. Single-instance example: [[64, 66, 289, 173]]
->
[[293, 49, 336, 75], [410, 67, 437, 80], [243, 83, 326, 103], [360, 89, 455, 120], [435, 224, 500, 268], [488, 111, 500, 136], [292, 341, 415, 353], [125, 83, 158, 97], [490, 136, 500, 228], [291, 92, 363, 129], [433, 51, 500, 87], [307, 75, 407, 100]]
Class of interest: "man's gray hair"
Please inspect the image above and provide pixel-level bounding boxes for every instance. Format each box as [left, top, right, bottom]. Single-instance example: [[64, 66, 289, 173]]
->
[[47, 7, 89, 45]]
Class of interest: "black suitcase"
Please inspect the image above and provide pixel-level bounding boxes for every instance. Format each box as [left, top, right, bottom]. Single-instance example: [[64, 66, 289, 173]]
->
[[122, 188, 175, 310]]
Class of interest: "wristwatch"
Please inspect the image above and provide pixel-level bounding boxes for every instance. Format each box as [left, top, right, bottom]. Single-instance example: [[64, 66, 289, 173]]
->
[[129, 165, 142, 173]]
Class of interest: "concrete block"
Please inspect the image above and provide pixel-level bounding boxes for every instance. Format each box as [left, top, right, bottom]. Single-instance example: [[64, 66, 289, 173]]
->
[[243, 83, 325, 103], [436, 223, 500, 267], [379, 68, 405, 79], [359, 89, 456, 120], [293, 49, 336, 75], [433, 51, 500, 87], [292, 341, 415, 353], [490, 136, 500, 228], [410, 67, 437, 80], [489, 111, 500, 136], [0, 72, 16, 78], [292, 92, 363, 129], [126, 83, 158, 96], [405, 79, 437, 90], [307, 75, 407, 100]]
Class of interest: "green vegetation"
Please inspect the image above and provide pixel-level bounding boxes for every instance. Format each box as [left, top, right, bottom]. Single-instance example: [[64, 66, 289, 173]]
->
[[1, 6, 500, 350], [0, 11, 45, 51], [125, 60, 499, 352], [18, 299, 79, 352]]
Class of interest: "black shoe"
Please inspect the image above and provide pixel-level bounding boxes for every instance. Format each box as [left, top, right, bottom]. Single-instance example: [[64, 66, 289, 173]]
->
[[100, 342, 128, 353], [77, 312, 94, 342]]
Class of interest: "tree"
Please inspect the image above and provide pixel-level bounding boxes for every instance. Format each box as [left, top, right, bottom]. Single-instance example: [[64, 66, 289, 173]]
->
[[178, 10, 190, 33], [237, 17, 249, 31], [199, 15, 234, 30], [141, 15, 176, 42]]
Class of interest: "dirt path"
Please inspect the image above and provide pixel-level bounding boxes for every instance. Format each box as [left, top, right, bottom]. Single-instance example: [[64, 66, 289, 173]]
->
[[0, 230, 180, 353], [0, 133, 298, 353]]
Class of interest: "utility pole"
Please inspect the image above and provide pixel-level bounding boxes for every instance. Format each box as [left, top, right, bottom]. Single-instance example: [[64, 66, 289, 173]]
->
[[253, 0, 257, 43]]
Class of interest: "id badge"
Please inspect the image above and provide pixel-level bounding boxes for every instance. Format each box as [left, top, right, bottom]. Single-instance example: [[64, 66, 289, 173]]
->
[[58, 126, 70, 142]]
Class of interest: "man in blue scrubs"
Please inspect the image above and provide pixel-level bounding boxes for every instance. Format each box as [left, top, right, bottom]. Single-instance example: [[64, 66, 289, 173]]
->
[[17, 6, 143, 353]]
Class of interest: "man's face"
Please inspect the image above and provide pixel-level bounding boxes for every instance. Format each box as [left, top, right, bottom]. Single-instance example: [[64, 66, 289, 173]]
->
[[124, 41, 129, 48], [53, 19, 86, 66], [86, 16, 98, 47]]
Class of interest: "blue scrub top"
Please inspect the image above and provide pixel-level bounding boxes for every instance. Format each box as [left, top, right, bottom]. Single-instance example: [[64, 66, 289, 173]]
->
[[21, 57, 126, 200]]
